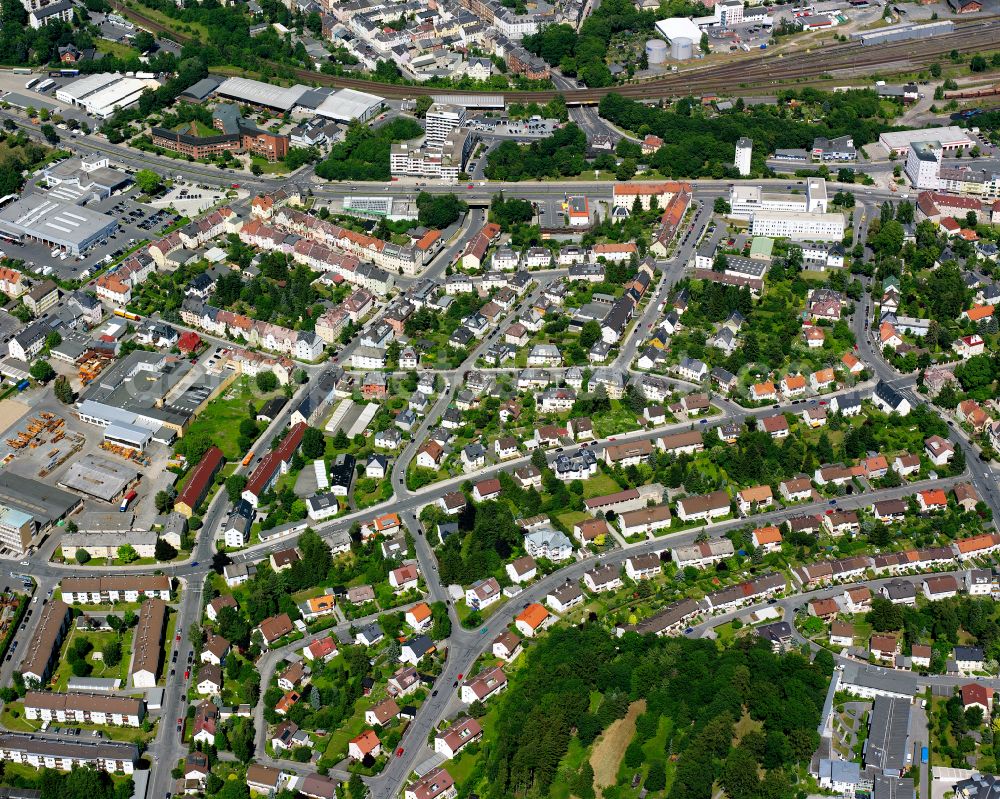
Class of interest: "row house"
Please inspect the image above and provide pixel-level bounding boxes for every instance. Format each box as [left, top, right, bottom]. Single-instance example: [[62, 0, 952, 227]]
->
[[702, 573, 785, 612], [60, 575, 172, 604], [616, 598, 699, 638], [24, 692, 144, 727], [795, 556, 872, 588]]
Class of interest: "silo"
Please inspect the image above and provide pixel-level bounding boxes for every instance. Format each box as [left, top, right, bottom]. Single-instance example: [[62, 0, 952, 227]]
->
[[646, 38, 668, 64], [671, 37, 693, 61]]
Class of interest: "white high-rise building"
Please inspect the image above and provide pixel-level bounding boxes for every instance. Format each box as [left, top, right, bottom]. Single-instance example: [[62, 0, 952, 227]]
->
[[905, 140, 942, 190], [735, 137, 752, 177], [425, 103, 467, 145]]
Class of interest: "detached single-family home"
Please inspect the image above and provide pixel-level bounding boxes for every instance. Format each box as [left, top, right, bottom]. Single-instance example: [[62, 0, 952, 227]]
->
[[514, 604, 549, 638]]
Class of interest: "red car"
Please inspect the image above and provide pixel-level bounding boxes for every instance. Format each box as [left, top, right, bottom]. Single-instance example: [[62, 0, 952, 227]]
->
[[184, 669, 190, 679], [395, 748, 404, 757], [231, 183, 240, 189]]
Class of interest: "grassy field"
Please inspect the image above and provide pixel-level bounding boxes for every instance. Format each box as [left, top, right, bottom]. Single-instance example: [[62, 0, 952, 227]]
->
[[251, 156, 291, 175], [96, 39, 138, 58]]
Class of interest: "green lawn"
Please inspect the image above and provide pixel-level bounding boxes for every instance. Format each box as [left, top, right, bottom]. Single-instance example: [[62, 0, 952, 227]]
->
[[321, 700, 367, 764], [581, 473, 622, 499], [181, 376, 280, 461], [251, 155, 291, 175], [95, 39, 138, 58], [2, 704, 155, 743], [593, 402, 641, 438], [556, 510, 590, 529], [51, 628, 133, 690]]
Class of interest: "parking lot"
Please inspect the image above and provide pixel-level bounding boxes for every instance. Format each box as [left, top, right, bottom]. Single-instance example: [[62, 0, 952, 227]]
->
[[8, 182, 183, 283], [469, 116, 560, 139]]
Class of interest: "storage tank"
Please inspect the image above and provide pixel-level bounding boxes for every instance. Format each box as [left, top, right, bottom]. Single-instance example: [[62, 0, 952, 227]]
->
[[671, 36, 693, 60], [646, 39, 668, 64]]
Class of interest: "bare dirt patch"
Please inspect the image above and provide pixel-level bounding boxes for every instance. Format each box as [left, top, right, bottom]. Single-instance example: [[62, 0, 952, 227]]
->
[[590, 698, 646, 798]]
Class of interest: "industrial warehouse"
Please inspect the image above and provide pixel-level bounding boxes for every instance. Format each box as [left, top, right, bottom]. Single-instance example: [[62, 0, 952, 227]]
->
[[55, 73, 161, 119], [213, 77, 384, 122], [0, 196, 117, 256]]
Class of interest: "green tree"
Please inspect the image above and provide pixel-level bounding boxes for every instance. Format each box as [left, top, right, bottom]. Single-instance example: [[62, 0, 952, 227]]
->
[[348, 773, 366, 799], [101, 639, 122, 667], [154, 490, 174, 514], [134, 169, 161, 194], [29, 360, 55, 382], [75, 549, 90, 564], [415, 95, 434, 117], [117, 544, 138, 564], [154, 538, 178, 561], [226, 475, 248, 503], [255, 371, 278, 392], [302, 427, 326, 459], [53, 375, 73, 403]]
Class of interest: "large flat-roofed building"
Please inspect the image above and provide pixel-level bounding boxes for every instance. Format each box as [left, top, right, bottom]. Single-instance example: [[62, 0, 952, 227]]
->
[[0, 732, 138, 773], [314, 88, 385, 123], [865, 695, 911, 776], [75, 350, 198, 444], [130, 598, 166, 688], [390, 129, 475, 182], [729, 178, 828, 219], [59, 575, 172, 604], [0, 473, 79, 531], [0, 195, 117, 256], [55, 73, 159, 118], [23, 692, 144, 727], [77, 78, 159, 119], [19, 599, 71, 685], [55, 73, 120, 105], [58, 454, 138, 503], [42, 154, 131, 204], [879, 126, 974, 155], [214, 77, 310, 112], [0, 505, 35, 554]]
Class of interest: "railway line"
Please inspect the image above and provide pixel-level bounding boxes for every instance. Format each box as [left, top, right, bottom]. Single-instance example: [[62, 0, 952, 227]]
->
[[121, 4, 998, 103]]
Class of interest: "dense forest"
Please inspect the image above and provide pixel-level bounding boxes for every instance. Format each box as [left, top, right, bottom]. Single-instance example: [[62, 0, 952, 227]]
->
[[211, 255, 321, 328], [598, 90, 892, 178], [484, 123, 588, 181], [315, 118, 423, 182], [477, 626, 829, 799]]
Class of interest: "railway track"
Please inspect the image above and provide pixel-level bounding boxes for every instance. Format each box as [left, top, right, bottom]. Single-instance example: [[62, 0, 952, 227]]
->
[[122, 4, 998, 102]]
